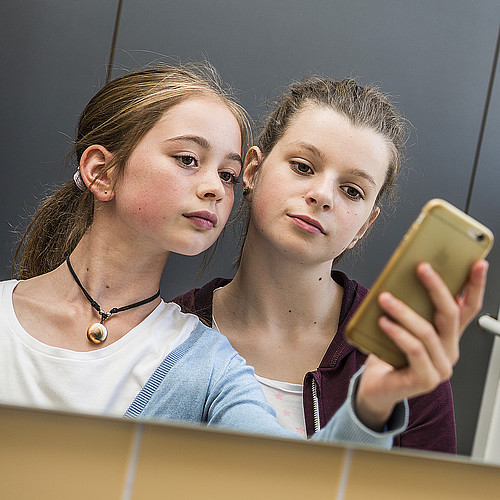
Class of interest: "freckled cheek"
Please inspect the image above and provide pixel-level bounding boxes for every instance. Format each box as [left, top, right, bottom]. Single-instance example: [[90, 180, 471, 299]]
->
[[130, 201, 162, 225], [124, 187, 180, 224]]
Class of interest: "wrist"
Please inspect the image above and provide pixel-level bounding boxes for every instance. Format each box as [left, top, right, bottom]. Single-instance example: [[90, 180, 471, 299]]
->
[[355, 388, 394, 431]]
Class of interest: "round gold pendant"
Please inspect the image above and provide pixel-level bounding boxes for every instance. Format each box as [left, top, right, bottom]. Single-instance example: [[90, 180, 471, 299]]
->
[[87, 323, 108, 344]]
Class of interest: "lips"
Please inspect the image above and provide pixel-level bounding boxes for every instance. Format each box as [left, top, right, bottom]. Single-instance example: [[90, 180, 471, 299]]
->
[[183, 210, 218, 230], [287, 214, 325, 235]]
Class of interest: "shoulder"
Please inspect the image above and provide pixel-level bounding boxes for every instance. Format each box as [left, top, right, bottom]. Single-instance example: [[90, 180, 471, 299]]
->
[[332, 270, 369, 301], [0, 280, 19, 292], [0, 280, 20, 305], [170, 277, 232, 325], [177, 319, 239, 361], [171, 277, 233, 306], [332, 269, 369, 327], [0, 280, 18, 316]]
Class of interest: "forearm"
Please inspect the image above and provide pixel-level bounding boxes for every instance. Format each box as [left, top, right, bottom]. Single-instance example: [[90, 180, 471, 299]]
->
[[311, 367, 409, 449]]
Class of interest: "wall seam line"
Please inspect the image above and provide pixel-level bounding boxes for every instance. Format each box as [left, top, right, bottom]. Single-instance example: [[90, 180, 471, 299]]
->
[[335, 447, 353, 500], [106, 0, 124, 83], [121, 422, 144, 500], [464, 22, 500, 213]]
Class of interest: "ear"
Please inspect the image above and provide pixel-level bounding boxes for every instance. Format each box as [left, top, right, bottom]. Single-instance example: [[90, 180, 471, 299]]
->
[[79, 145, 115, 201], [242, 146, 263, 201], [346, 207, 380, 249]]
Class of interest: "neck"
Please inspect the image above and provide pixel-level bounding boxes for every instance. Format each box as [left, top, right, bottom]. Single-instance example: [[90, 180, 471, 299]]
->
[[12, 219, 170, 350], [219, 232, 342, 332], [63, 224, 168, 310]]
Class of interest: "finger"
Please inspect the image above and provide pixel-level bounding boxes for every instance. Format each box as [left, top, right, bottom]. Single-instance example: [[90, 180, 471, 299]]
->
[[414, 263, 461, 358], [456, 260, 489, 329], [378, 292, 450, 348], [415, 263, 460, 340], [378, 315, 450, 392], [378, 290, 459, 370]]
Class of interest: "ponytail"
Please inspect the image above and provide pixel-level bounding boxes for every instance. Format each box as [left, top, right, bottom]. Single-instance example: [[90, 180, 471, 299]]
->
[[13, 182, 93, 279]]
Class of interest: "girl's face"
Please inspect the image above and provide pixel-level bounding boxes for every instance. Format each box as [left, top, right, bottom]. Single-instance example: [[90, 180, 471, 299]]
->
[[110, 95, 242, 256], [244, 103, 390, 265]]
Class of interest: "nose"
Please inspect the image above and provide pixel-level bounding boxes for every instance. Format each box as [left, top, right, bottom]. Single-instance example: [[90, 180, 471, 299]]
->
[[306, 179, 334, 211], [197, 168, 226, 201]]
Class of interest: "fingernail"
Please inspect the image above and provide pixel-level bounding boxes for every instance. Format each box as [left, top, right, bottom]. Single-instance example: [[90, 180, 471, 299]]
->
[[420, 262, 432, 275], [483, 261, 489, 276], [379, 291, 394, 305]]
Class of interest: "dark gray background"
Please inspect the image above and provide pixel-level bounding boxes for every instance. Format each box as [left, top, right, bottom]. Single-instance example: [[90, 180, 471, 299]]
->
[[1, 1, 499, 458]]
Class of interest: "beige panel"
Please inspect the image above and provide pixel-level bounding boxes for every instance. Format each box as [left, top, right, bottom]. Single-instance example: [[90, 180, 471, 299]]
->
[[346, 448, 500, 500], [5, 404, 500, 499], [0, 405, 136, 500], [132, 421, 346, 499]]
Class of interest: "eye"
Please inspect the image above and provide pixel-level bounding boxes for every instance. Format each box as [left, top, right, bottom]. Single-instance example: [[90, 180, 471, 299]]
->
[[290, 161, 313, 175], [219, 171, 239, 185], [174, 155, 198, 168], [341, 185, 364, 200]]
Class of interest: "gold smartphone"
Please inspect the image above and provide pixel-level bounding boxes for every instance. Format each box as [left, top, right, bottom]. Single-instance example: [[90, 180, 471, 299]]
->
[[345, 199, 494, 368]]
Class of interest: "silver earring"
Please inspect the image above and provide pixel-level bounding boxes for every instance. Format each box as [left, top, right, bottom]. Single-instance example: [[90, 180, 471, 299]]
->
[[73, 168, 86, 192]]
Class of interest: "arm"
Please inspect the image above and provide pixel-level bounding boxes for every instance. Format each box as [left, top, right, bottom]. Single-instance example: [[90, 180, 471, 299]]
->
[[205, 351, 407, 449], [127, 322, 407, 449], [354, 260, 488, 433]]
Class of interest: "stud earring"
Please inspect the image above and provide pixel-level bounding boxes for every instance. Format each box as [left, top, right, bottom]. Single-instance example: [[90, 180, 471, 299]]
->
[[243, 187, 250, 196]]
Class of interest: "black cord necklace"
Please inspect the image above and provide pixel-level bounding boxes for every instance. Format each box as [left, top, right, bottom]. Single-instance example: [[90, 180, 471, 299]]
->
[[66, 256, 160, 344]]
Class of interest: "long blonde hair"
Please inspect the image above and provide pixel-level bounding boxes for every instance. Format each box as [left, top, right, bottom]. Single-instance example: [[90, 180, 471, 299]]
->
[[14, 63, 252, 279]]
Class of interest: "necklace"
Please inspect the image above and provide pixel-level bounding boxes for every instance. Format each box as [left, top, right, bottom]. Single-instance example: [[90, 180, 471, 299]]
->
[[66, 257, 160, 344]]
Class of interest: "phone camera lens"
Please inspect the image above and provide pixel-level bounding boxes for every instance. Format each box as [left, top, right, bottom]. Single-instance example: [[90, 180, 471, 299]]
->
[[468, 228, 485, 241]]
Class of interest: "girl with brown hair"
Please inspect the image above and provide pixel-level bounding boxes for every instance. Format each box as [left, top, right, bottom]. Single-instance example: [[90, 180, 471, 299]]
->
[[173, 76, 489, 452]]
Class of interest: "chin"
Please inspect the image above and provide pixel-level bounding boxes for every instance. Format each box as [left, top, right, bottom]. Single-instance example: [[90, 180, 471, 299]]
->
[[173, 240, 217, 257], [278, 243, 334, 265], [182, 249, 209, 257]]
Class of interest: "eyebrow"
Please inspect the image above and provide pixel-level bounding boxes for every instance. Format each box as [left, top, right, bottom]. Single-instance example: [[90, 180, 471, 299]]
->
[[166, 135, 242, 165], [344, 168, 378, 188], [286, 140, 378, 188], [289, 141, 326, 162]]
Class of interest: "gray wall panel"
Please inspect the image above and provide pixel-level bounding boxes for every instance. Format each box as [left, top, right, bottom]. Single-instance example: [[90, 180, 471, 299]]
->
[[456, 47, 500, 455], [0, 1, 118, 278], [1, 0, 499, 459], [113, 1, 499, 300]]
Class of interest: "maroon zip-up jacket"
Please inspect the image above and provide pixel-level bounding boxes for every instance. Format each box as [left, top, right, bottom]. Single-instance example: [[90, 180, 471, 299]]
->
[[171, 270, 456, 453]]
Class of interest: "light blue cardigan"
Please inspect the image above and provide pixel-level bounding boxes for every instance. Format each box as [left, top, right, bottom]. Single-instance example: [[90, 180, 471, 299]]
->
[[125, 321, 408, 448]]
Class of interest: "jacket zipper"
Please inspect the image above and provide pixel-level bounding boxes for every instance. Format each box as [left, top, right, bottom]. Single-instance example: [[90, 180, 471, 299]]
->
[[311, 377, 320, 433]]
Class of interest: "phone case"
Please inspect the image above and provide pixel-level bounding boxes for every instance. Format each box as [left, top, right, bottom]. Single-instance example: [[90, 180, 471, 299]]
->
[[345, 198, 494, 368]]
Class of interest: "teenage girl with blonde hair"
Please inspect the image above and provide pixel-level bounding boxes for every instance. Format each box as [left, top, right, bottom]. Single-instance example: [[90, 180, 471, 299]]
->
[[2, 64, 411, 447]]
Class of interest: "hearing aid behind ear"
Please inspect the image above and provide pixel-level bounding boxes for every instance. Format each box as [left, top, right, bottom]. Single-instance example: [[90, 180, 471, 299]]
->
[[345, 198, 494, 368]]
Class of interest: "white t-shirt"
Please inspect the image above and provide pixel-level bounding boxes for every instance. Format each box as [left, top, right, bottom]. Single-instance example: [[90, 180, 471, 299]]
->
[[212, 313, 307, 437], [0, 280, 197, 417], [255, 375, 307, 438]]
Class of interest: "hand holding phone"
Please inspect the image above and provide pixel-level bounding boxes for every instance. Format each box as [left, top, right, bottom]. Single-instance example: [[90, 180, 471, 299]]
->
[[345, 199, 494, 368]]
